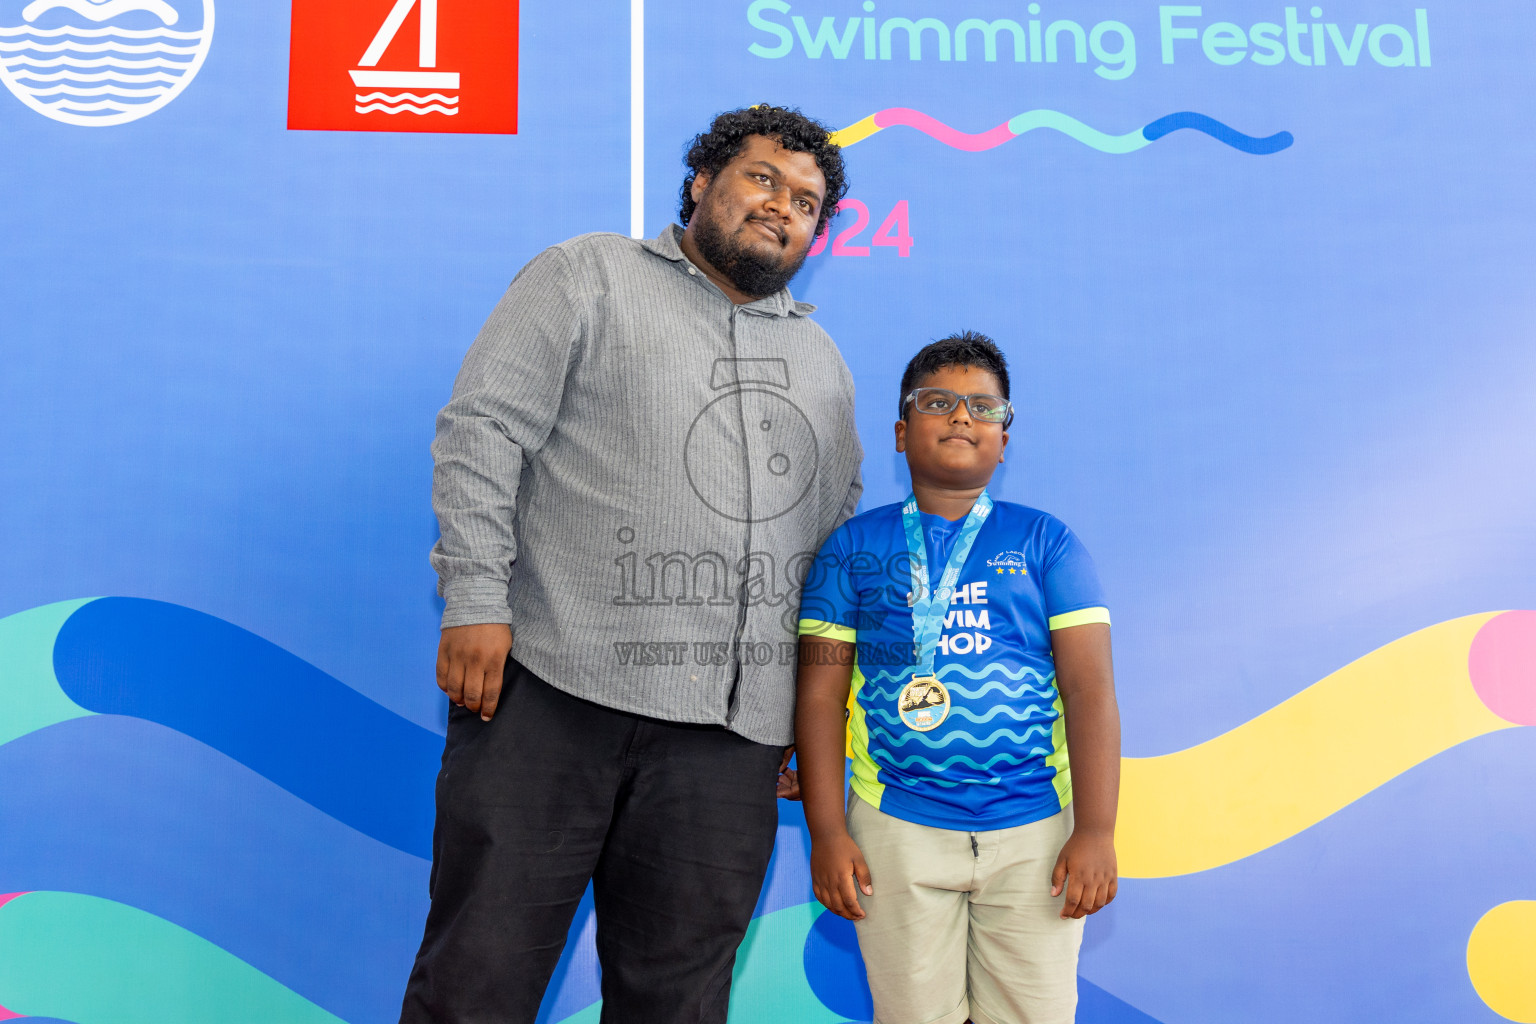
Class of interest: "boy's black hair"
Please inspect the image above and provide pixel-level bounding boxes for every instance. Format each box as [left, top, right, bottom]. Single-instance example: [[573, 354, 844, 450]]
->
[[679, 105, 850, 237], [898, 331, 1012, 419]]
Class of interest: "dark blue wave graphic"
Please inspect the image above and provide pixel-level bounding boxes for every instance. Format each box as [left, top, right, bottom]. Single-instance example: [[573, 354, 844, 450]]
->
[[1142, 112, 1294, 155], [803, 911, 871, 1019], [0, 715, 429, 1024], [27, 598, 831, 1024], [52, 598, 441, 859], [1079, 979, 1167, 1024], [18, 599, 1186, 1024]]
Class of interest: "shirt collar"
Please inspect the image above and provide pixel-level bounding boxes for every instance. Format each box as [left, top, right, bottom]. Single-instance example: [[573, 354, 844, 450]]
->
[[642, 223, 817, 318]]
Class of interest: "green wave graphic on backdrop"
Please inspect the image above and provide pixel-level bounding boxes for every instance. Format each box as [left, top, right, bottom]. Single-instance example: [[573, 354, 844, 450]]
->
[[0, 891, 346, 1024], [0, 598, 95, 748]]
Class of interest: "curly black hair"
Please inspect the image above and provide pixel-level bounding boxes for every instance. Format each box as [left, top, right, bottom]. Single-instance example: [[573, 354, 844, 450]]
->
[[898, 331, 1012, 419], [679, 105, 850, 237]]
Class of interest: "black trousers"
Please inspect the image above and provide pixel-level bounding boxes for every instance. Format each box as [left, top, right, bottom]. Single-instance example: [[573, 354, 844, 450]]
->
[[399, 661, 783, 1024]]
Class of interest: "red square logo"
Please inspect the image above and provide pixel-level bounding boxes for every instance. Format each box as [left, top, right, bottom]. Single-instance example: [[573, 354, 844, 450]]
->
[[288, 0, 518, 134]]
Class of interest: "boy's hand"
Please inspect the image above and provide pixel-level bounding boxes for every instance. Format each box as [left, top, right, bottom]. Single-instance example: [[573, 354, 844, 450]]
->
[[776, 746, 801, 800], [1050, 829, 1117, 919], [811, 832, 874, 921]]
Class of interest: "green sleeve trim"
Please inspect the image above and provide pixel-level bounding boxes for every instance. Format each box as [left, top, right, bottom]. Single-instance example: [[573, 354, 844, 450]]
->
[[1048, 606, 1111, 631], [797, 619, 857, 643]]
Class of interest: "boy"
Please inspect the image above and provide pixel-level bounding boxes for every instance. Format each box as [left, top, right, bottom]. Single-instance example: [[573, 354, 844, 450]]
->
[[795, 332, 1120, 1024]]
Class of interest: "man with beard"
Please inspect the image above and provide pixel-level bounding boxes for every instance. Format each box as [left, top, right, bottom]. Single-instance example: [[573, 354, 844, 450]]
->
[[399, 106, 862, 1023]]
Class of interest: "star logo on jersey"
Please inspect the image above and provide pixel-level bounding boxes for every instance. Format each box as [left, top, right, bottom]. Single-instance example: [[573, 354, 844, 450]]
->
[[986, 550, 1027, 576], [287, 0, 518, 134]]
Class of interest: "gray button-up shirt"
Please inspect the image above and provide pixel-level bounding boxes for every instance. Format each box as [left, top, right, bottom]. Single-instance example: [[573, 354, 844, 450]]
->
[[431, 225, 863, 745]]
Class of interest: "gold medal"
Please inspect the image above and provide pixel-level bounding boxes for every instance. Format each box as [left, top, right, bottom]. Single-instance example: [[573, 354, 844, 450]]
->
[[898, 675, 951, 732]]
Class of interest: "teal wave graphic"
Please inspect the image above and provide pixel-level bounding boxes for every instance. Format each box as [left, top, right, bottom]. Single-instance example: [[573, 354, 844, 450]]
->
[[841, 107, 1294, 157], [944, 679, 1056, 701], [942, 663, 1051, 682], [1007, 109, 1152, 153], [0, 891, 346, 1024]]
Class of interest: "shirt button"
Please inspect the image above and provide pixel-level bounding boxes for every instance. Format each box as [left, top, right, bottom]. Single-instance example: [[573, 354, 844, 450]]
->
[[687, 267, 697, 275]]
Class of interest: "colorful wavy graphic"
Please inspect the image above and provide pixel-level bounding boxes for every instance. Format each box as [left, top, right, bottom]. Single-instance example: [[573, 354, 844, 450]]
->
[[0, 714, 428, 1024], [830, 107, 1294, 155], [1118, 611, 1535, 878], [40, 597, 442, 858], [2, 598, 1531, 1022]]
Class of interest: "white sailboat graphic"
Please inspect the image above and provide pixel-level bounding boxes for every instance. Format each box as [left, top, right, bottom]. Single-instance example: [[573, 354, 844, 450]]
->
[[349, 0, 458, 116]]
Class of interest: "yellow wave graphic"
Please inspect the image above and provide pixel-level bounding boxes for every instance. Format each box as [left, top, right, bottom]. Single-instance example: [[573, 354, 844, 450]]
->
[[1119, 611, 1533, 878]]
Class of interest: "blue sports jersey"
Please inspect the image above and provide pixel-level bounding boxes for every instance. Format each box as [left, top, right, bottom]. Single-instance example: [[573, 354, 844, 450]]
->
[[798, 499, 1110, 830]]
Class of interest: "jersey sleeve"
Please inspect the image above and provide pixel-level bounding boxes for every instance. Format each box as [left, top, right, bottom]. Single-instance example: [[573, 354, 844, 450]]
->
[[797, 523, 859, 644], [1041, 520, 1111, 631]]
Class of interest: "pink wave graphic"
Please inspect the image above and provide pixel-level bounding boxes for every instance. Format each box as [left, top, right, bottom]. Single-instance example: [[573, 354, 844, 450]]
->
[[1471, 609, 1536, 725], [872, 108, 1014, 151]]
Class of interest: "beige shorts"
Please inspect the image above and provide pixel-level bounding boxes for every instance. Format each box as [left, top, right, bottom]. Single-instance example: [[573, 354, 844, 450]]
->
[[846, 794, 1084, 1024]]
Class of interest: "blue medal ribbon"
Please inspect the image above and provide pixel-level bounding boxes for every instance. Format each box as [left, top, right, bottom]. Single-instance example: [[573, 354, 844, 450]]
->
[[901, 491, 993, 679]]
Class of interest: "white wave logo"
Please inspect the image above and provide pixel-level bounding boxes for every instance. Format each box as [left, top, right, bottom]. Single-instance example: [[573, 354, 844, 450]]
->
[[354, 90, 458, 117], [0, 0, 212, 126]]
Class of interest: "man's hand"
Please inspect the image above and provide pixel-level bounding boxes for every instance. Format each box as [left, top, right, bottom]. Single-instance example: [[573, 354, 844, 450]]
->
[[810, 831, 874, 921], [437, 623, 513, 720], [776, 746, 800, 800], [1050, 828, 1118, 919]]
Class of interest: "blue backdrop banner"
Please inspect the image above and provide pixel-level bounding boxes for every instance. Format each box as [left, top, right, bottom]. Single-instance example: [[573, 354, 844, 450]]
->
[[2, 1, 1534, 1022]]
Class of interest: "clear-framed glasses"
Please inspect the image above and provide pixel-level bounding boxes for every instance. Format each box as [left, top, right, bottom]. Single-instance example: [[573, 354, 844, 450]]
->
[[904, 387, 1013, 427]]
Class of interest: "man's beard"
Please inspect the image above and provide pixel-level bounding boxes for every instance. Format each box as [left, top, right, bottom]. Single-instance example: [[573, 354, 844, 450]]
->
[[690, 206, 808, 299]]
